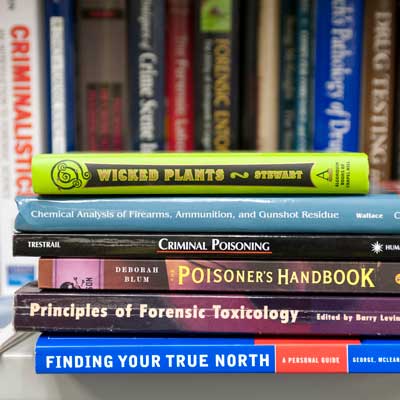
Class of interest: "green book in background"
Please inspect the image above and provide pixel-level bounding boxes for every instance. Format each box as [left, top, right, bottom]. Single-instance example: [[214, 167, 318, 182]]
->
[[194, 0, 239, 150], [31, 152, 369, 195]]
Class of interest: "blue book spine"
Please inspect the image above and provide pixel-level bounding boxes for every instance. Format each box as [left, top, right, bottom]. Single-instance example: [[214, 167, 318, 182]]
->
[[294, 0, 313, 150], [313, 0, 363, 151], [14, 194, 400, 233], [129, 0, 165, 151], [348, 340, 400, 373], [278, 0, 297, 150], [35, 335, 400, 374], [36, 336, 275, 374], [45, 0, 76, 152]]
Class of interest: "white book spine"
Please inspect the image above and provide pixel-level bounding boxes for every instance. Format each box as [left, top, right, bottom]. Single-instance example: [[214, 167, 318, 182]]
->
[[0, 0, 46, 295], [49, 16, 67, 153]]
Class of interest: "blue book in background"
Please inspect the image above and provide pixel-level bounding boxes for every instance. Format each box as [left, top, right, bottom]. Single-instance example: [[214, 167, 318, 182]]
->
[[313, 0, 364, 151], [45, 0, 76, 152], [35, 335, 400, 374], [129, 0, 165, 151]]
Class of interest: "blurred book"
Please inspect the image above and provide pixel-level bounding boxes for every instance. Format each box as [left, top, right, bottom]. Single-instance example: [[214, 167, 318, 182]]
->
[[194, 0, 240, 150], [45, 0, 77, 152], [0, 0, 45, 295], [76, 0, 130, 150], [257, 0, 279, 151]]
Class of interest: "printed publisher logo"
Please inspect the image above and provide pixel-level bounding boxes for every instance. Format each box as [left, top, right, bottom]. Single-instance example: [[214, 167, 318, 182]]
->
[[51, 160, 91, 190], [371, 241, 383, 254], [395, 274, 400, 285], [316, 168, 332, 182]]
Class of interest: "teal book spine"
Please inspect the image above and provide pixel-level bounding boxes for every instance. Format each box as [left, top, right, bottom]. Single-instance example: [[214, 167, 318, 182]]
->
[[15, 194, 400, 233]]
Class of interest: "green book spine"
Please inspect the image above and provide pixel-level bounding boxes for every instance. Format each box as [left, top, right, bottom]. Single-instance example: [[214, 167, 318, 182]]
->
[[32, 152, 369, 195], [194, 0, 239, 150]]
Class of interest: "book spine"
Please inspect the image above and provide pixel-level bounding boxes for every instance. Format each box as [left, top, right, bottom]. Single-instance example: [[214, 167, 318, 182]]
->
[[14, 287, 400, 335], [166, 0, 194, 151], [347, 340, 400, 373], [392, 0, 400, 179], [45, 0, 76, 152], [35, 336, 280, 374], [313, 0, 364, 151], [38, 258, 400, 294], [76, 0, 130, 151], [130, 0, 165, 151], [269, 338, 400, 373], [16, 194, 400, 234], [256, 0, 279, 151], [14, 233, 400, 261], [0, 0, 46, 294], [30, 152, 370, 195], [361, 0, 396, 185], [35, 336, 400, 374], [294, 0, 313, 150], [278, 0, 296, 150], [194, 0, 239, 150], [239, 0, 259, 150]]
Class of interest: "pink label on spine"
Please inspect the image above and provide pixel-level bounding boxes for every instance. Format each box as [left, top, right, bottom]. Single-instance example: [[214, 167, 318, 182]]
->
[[53, 259, 103, 289]]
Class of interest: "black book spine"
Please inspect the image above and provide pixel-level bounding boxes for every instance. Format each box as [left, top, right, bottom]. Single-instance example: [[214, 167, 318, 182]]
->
[[14, 283, 400, 335], [239, 0, 259, 150], [278, 0, 296, 150], [129, 0, 165, 151], [392, 0, 400, 178], [13, 233, 400, 260]]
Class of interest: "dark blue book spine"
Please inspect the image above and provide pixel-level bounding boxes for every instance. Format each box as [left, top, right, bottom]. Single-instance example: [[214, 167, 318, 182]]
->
[[129, 0, 165, 151], [278, 0, 297, 150], [294, 0, 313, 150], [45, 0, 76, 152], [313, 0, 364, 151]]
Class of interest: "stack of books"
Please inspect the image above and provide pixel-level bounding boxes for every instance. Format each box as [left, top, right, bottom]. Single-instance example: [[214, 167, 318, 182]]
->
[[12, 151, 400, 373]]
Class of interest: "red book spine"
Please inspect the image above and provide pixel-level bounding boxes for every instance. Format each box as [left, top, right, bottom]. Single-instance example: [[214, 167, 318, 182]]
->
[[166, 0, 194, 151], [77, 0, 129, 151], [256, 339, 359, 373]]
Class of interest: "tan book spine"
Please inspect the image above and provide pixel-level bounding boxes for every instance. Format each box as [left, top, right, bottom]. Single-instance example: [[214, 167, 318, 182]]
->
[[38, 259, 53, 288], [361, 0, 396, 184], [256, 0, 280, 151]]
